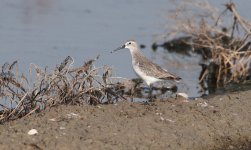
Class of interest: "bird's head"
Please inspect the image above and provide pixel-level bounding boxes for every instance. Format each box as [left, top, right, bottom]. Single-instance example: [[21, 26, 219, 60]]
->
[[111, 40, 138, 53]]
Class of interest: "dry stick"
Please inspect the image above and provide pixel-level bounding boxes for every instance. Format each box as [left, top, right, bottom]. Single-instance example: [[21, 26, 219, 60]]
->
[[71, 87, 95, 101], [15, 106, 24, 119], [91, 76, 127, 101], [87, 94, 101, 104], [215, 7, 228, 26], [221, 53, 234, 66], [220, 52, 236, 83], [216, 56, 222, 85], [23, 105, 40, 118], [0, 104, 10, 112], [95, 75, 129, 81], [237, 33, 251, 51], [6, 93, 28, 119], [199, 69, 208, 83], [239, 58, 248, 77], [231, 16, 238, 38], [54, 66, 96, 104], [227, 3, 251, 34]]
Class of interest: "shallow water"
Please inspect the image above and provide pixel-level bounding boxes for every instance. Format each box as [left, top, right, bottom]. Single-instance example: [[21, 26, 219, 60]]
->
[[0, 0, 250, 98]]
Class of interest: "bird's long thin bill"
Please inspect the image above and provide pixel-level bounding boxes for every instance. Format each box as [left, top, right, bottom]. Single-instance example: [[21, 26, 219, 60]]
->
[[110, 45, 125, 53]]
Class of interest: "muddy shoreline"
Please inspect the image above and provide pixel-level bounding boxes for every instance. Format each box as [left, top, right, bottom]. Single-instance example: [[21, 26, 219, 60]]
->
[[0, 90, 251, 150]]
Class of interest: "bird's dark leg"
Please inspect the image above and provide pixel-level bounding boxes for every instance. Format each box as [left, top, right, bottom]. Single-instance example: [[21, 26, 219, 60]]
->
[[148, 84, 153, 102]]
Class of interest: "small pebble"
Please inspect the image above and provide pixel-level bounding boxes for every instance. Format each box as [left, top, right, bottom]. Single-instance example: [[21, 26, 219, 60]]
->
[[59, 127, 66, 130], [28, 129, 38, 135], [176, 93, 189, 99], [166, 119, 175, 123], [160, 117, 165, 121], [67, 113, 79, 118], [49, 118, 56, 121]]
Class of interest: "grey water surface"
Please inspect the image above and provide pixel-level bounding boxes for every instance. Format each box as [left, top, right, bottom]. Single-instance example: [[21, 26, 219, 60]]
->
[[0, 0, 250, 98]]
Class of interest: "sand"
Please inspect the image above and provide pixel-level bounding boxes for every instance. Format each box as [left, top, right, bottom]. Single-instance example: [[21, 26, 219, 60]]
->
[[0, 90, 251, 150]]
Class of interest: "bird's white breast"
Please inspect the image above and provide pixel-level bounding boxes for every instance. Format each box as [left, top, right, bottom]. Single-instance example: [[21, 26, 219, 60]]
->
[[132, 63, 161, 86]]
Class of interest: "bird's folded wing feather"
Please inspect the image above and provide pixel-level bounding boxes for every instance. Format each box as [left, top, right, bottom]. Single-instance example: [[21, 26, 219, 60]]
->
[[137, 57, 181, 80]]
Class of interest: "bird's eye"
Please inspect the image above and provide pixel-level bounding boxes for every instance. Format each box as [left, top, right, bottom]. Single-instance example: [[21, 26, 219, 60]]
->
[[128, 42, 131, 44]]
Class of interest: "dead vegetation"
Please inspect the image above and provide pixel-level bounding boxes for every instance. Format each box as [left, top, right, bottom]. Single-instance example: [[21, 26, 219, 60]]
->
[[0, 55, 177, 123], [0, 56, 127, 123], [164, 0, 251, 88]]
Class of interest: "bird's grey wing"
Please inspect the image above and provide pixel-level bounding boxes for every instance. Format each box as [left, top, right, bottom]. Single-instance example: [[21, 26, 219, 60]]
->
[[138, 57, 181, 80]]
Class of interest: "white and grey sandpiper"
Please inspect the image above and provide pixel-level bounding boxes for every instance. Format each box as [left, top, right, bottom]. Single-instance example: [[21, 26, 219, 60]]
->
[[111, 40, 181, 97]]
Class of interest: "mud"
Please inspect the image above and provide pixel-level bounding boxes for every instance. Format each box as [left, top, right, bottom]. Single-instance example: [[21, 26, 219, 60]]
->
[[0, 90, 251, 150]]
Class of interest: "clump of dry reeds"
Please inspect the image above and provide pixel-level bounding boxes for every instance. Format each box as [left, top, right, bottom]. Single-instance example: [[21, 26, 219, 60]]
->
[[0, 56, 126, 123], [166, 0, 251, 87]]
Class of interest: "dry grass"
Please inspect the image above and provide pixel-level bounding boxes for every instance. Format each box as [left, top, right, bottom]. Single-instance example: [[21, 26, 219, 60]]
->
[[165, 0, 251, 87], [0, 56, 127, 123]]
